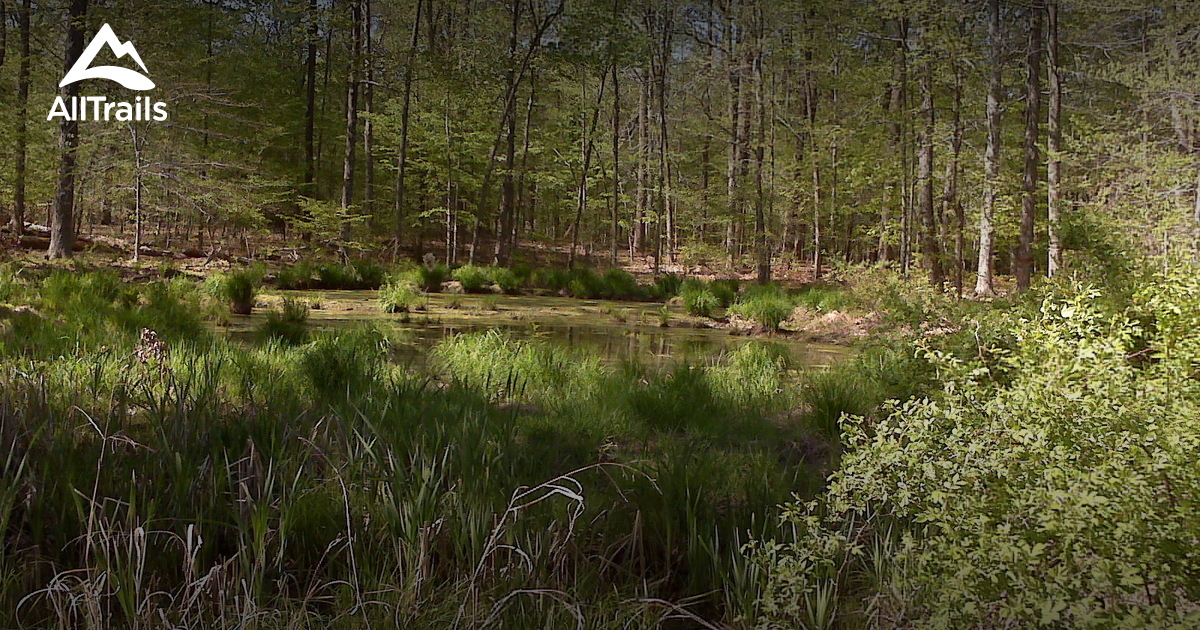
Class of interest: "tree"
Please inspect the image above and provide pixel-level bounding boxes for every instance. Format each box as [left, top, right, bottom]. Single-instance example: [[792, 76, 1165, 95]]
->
[[1015, 2, 1043, 292], [975, 0, 1002, 297], [11, 0, 30, 237], [1046, 0, 1063, 276], [49, 0, 89, 259]]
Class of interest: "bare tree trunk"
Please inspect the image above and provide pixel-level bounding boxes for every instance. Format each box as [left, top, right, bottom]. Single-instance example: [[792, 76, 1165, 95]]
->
[[975, 0, 1001, 297], [12, 0, 29, 236], [1016, 2, 1043, 292], [610, 60, 621, 265], [569, 70, 609, 268], [636, 67, 648, 254], [946, 62, 965, 296], [751, 1, 769, 283], [1046, 0, 1063, 276], [917, 53, 943, 287], [362, 0, 375, 219], [49, 0, 88, 259], [395, 0, 423, 250], [303, 0, 317, 195], [340, 0, 363, 242], [494, 0, 521, 265]]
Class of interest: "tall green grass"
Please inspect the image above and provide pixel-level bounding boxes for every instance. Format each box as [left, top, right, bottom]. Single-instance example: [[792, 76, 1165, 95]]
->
[[0, 275, 847, 628]]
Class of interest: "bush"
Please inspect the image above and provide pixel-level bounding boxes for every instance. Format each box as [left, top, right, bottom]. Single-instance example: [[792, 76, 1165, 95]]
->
[[452, 264, 491, 293], [260, 297, 309, 345], [602, 269, 642, 300], [532, 268, 571, 293], [210, 269, 259, 314], [276, 260, 316, 289], [793, 284, 853, 313], [680, 280, 719, 317], [489, 267, 523, 294], [419, 263, 449, 293], [731, 289, 793, 332], [652, 273, 684, 300], [709, 279, 740, 307], [759, 276, 1200, 628], [379, 280, 426, 313], [567, 268, 605, 299]]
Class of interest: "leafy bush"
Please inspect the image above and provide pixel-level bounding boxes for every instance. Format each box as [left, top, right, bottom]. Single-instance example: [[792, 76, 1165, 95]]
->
[[601, 268, 642, 300], [731, 288, 793, 332], [758, 276, 1200, 628], [210, 269, 259, 314], [709, 278, 740, 307], [452, 264, 491, 293], [489, 267, 523, 294], [379, 280, 426, 313], [793, 284, 852, 313], [680, 280, 719, 317], [532, 267, 571, 293], [652, 273, 684, 300], [260, 297, 309, 345], [419, 263, 449, 293], [567, 268, 606, 299], [276, 260, 316, 289]]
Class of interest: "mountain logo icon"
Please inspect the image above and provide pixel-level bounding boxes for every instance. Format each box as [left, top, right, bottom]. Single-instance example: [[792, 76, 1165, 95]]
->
[[60, 23, 154, 91]]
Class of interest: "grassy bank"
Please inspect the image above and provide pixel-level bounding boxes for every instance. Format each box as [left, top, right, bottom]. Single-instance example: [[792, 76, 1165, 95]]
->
[[0, 267, 918, 628]]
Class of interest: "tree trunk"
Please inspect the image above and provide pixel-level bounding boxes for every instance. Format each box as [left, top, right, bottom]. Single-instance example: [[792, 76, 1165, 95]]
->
[[1046, 0, 1063, 276], [303, 0, 317, 195], [917, 54, 943, 287], [362, 0, 375, 218], [49, 0, 88, 260], [341, 0, 362, 236], [752, 2, 769, 283], [1016, 2, 1043, 292], [610, 60, 621, 265], [12, 0, 30, 236], [975, 0, 1002, 297], [395, 0, 423, 249], [946, 62, 965, 296]]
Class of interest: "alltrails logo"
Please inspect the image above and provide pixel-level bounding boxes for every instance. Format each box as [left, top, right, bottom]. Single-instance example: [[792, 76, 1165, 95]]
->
[[47, 23, 167, 122]]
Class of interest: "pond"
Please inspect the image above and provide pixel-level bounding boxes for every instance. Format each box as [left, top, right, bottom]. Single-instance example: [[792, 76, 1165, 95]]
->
[[218, 290, 850, 368]]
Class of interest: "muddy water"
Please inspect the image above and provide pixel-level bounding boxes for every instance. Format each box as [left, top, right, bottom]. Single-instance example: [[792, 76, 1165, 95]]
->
[[219, 290, 849, 368]]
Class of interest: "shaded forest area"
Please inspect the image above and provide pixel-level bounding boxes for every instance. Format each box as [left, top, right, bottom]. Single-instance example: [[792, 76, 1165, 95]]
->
[[2, 0, 1196, 289]]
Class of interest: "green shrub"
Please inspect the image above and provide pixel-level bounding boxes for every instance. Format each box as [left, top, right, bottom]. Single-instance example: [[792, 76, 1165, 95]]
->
[[489, 267, 523, 294], [601, 268, 642, 300], [731, 289, 793, 332], [276, 260, 316, 289], [452, 264, 491, 293], [260, 297, 310, 345], [532, 268, 571, 293], [210, 268, 259, 314], [798, 368, 878, 439], [419, 263, 449, 293], [379, 280, 426, 313], [760, 276, 1200, 628], [432, 330, 605, 406], [709, 278, 740, 307], [567, 268, 605, 299], [793, 284, 852, 313], [681, 280, 719, 317], [300, 328, 387, 399], [653, 273, 684, 300]]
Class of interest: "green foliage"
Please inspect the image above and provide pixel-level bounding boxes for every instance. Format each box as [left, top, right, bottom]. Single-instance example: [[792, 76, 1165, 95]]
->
[[731, 286, 794, 332], [653, 273, 684, 300], [709, 278, 740, 307], [489, 267, 523, 294], [209, 268, 260, 314], [418, 263, 449, 293], [793, 284, 853, 313], [452, 264, 491, 293], [532, 267, 571, 293], [758, 273, 1200, 628], [681, 279, 719, 317], [378, 280, 426, 313], [260, 297, 309, 345], [601, 268, 642, 300]]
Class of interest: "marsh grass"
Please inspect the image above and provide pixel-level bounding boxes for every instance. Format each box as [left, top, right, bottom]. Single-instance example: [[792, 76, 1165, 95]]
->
[[0, 271, 855, 629], [260, 297, 309, 345]]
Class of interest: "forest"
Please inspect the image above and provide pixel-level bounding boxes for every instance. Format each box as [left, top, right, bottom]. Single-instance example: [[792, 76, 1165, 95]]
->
[[0, 0, 1199, 628]]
